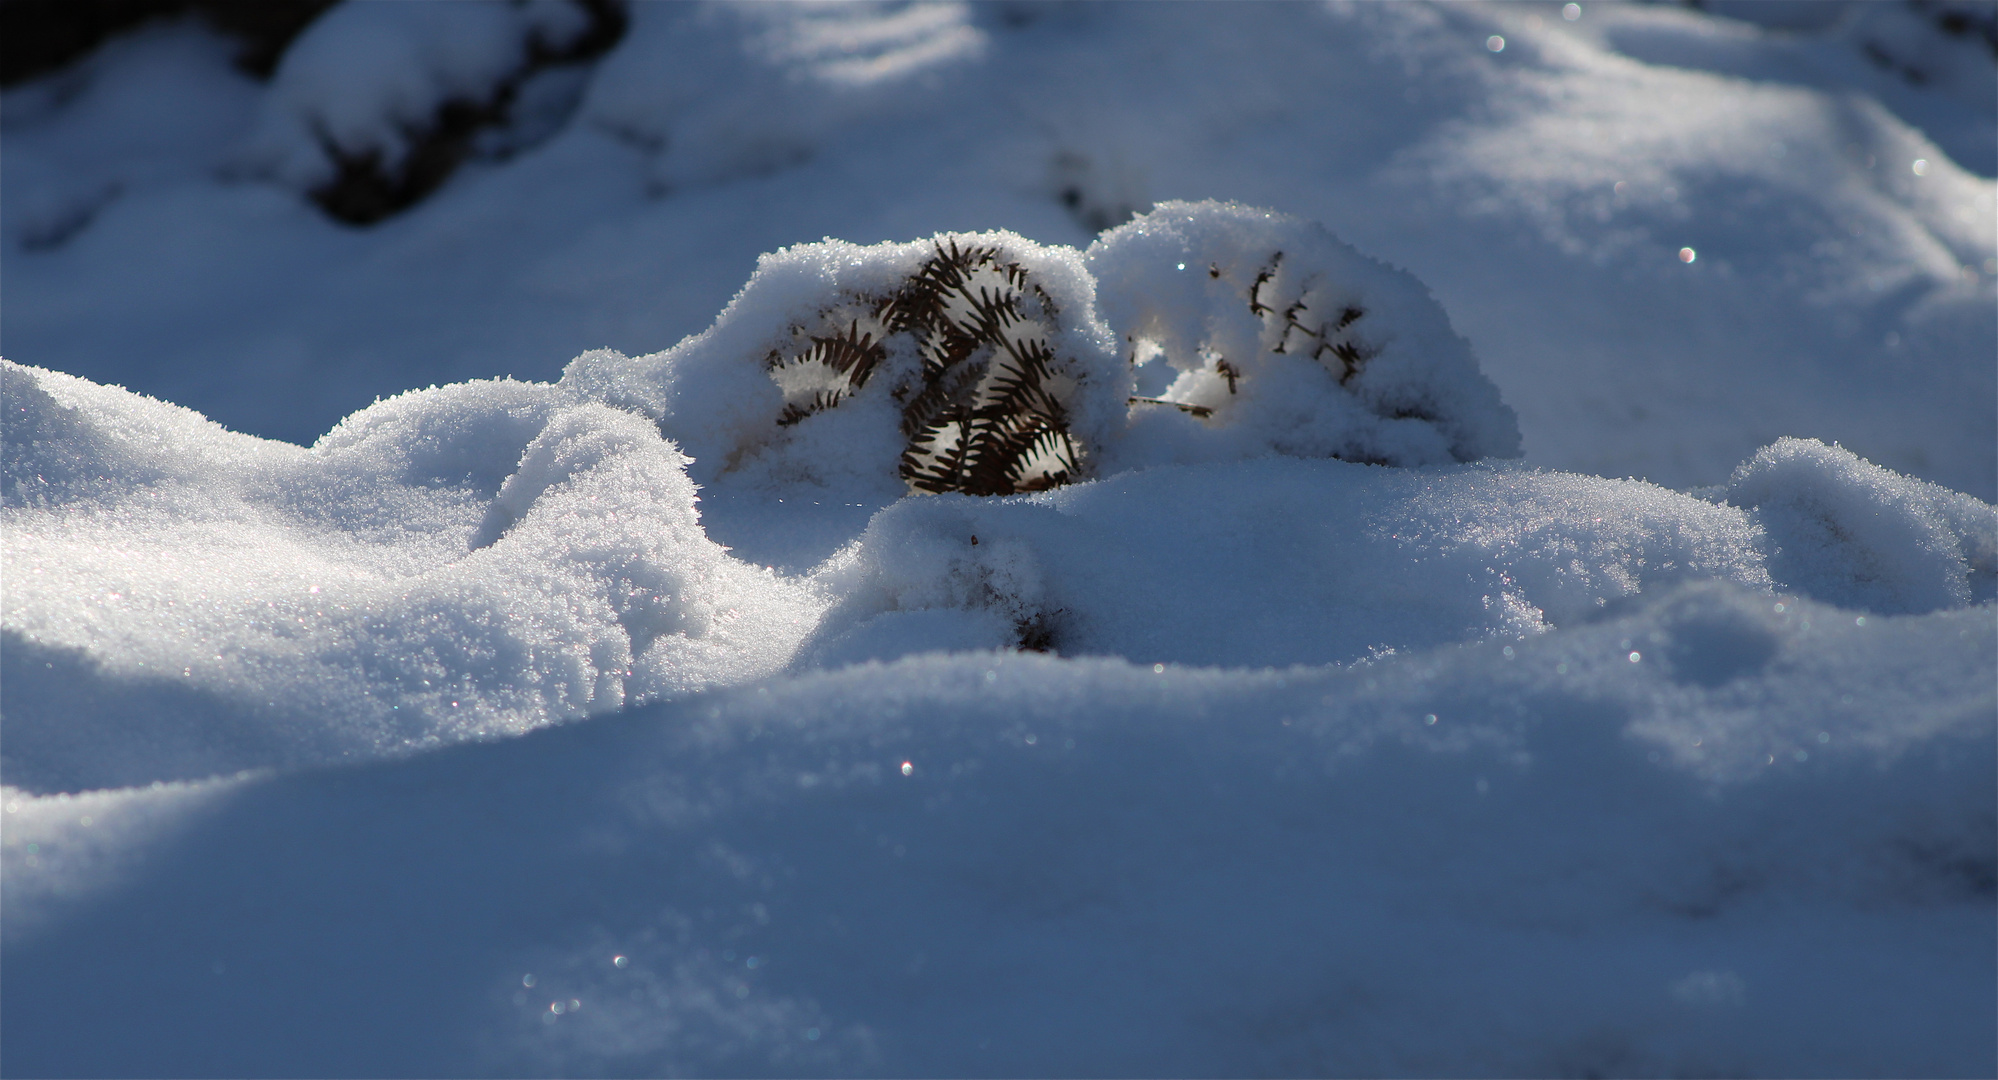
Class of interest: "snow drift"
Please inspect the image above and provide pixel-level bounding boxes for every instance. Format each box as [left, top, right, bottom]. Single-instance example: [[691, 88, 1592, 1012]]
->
[[4, 596, 1992, 1076], [12, 201, 1986, 800]]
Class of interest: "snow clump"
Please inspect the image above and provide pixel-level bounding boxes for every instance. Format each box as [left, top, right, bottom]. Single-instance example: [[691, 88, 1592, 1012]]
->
[[1715, 435, 1998, 613], [1, 364, 820, 793], [1088, 200, 1522, 469]]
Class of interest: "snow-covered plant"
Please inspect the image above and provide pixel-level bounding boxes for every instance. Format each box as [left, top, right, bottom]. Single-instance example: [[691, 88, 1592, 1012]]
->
[[761, 240, 1087, 496], [890, 242, 1082, 495], [236, 0, 623, 224], [565, 201, 1520, 504], [1087, 201, 1522, 469], [562, 231, 1126, 501]]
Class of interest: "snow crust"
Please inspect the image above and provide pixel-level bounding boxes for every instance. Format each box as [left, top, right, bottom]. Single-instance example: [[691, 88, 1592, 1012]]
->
[[3, 3, 1995, 1075]]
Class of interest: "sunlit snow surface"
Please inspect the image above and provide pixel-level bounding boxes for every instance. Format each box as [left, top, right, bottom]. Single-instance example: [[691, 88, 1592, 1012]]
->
[[3, 2, 1995, 1076]]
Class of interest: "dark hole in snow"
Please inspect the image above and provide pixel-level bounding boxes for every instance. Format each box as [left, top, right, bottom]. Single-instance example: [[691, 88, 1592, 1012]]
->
[[1048, 151, 1145, 235], [1898, 839, 1998, 901]]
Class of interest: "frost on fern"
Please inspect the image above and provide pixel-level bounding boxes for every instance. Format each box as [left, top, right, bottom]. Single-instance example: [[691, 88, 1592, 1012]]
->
[[770, 318, 885, 429], [1251, 252, 1374, 385], [758, 239, 1091, 496], [884, 242, 1079, 495], [557, 201, 1518, 504]]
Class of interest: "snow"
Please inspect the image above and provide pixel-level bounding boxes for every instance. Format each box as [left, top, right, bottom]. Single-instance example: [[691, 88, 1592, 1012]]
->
[[238, 0, 594, 191], [5, 2, 1991, 495], [1717, 436, 1998, 615], [1085, 201, 1521, 467], [3, 364, 823, 792], [5, 597, 1993, 1075], [3, 2, 1994, 1075]]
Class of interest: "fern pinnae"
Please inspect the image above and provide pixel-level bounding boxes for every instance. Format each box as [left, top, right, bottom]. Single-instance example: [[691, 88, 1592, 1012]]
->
[[760, 235, 1090, 497]]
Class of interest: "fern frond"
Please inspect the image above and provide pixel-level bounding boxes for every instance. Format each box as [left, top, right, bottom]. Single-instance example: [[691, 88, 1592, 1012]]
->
[[763, 237, 1090, 497], [1128, 395, 1214, 419]]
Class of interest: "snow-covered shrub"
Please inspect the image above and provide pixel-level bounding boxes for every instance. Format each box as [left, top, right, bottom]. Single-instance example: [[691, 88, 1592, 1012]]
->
[[235, 0, 621, 223], [1088, 201, 1522, 470], [561, 230, 1128, 500], [793, 240, 1094, 496]]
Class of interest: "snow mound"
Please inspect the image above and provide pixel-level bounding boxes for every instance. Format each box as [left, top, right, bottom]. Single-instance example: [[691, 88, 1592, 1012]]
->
[[6, 201, 1994, 798], [799, 459, 1773, 666], [1, 362, 820, 793], [4, 585, 1990, 1076], [0, 20, 262, 253], [1089, 200, 1522, 468], [581, 1, 987, 191], [12, 339, 1994, 799], [1717, 436, 1998, 614], [1624, 1, 1997, 176]]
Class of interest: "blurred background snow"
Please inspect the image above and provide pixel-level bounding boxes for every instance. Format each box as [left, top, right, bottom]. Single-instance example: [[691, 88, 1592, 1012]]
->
[[3, 0, 1992, 495]]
